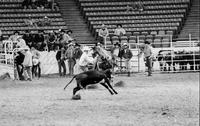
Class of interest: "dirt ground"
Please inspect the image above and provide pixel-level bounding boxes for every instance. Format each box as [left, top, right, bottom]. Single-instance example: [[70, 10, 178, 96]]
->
[[0, 72, 199, 126]]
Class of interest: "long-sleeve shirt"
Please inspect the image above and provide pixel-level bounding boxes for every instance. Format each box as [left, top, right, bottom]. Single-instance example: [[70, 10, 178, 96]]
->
[[22, 50, 33, 67], [114, 28, 126, 36], [98, 28, 109, 37], [79, 53, 94, 66], [143, 44, 153, 58]]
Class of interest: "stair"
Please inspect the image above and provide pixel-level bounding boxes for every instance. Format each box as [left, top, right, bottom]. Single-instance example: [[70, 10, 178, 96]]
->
[[56, 0, 96, 44], [178, 0, 200, 40]]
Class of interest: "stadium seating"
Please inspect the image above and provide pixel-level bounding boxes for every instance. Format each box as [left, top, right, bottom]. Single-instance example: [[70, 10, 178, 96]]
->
[[0, 0, 67, 36], [76, 0, 191, 47]]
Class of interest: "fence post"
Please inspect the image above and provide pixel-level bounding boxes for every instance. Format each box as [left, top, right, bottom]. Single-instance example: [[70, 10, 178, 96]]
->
[[189, 34, 191, 47], [137, 36, 140, 72], [192, 40, 196, 71], [170, 36, 174, 72]]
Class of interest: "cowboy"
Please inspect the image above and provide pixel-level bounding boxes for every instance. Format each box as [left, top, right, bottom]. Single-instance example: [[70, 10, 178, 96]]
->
[[73, 43, 83, 74], [21, 47, 33, 81], [138, 41, 153, 76], [119, 42, 133, 76], [56, 46, 66, 77], [79, 46, 96, 72], [65, 42, 76, 76]]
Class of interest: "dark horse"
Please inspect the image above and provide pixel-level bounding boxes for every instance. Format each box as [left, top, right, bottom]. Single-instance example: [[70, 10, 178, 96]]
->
[[91, 46, 113, 71]]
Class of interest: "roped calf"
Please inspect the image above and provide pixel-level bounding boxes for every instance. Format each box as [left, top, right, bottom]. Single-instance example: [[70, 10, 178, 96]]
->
[[64, 70, 118, 96]]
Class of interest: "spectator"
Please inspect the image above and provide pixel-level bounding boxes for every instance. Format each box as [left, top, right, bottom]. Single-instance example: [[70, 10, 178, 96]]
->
[[59, 29, 68, 48], [111, 42, 121, 66], [31, 46, 41, 78], [16, 36, 27, 48], [34, 30, 46, 51], [66, 30, 74, 43], [40, 16, 52, 26], [126, 1, 144, 12], [0, 30, 4, 52], [114, 24, 126, 37], [24, 15, 37, 27], [98, 24, 109, 45], [47, 31, 56, 51], [21, 47, 33, 81], [119, 43, 133, 76], [65, 42, 76, 76], [138, 41, 153, 76], [73, 43, 83, 74], [52, 2, 59, 11], [56, 47, 66, 77], [22, 0, 32, 9], [14, 51, 25, 80], [31, 0, 37, 9], [22, 30, 33, 48], [9, 31, 20, 42]]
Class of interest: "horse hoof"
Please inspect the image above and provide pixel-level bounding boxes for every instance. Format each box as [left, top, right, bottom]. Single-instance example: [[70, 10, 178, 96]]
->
[[71, 94, 81, 100]]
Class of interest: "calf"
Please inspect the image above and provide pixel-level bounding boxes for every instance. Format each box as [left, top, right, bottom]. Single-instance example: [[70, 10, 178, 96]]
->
[[64, 70, 118, 96]]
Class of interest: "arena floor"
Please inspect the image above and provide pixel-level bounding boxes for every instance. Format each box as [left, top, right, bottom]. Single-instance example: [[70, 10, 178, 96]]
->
[[0, 72, 199, 126]]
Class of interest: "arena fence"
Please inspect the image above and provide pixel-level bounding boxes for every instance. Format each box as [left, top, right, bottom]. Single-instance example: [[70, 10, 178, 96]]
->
[[0, 38, 199, 79], [114, 37, 200, 75]]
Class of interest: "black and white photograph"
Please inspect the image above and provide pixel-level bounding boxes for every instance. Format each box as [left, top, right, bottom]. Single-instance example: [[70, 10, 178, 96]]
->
[[0, 0, 199, 125]]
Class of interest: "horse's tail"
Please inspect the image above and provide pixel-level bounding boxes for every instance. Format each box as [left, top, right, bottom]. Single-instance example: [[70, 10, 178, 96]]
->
[[63, 75, 76, 90]]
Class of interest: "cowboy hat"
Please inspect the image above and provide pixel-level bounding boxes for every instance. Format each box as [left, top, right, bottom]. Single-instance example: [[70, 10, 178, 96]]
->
[[144, 41, 150, 44]]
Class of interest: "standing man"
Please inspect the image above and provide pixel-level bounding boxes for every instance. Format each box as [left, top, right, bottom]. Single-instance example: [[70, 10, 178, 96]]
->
[[22, 47, 33, 81], [65, 42, 76, 76], [138, 41, 153, 76], [98, 24, 109, 45], [56, 47, 66, 77], [119, 43, 133, 76], [73, 43, 83, 74]]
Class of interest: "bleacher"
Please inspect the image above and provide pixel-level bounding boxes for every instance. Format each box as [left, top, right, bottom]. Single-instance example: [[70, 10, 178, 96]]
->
[[76, 0, 191, 48], [0, 0, 67, 37]]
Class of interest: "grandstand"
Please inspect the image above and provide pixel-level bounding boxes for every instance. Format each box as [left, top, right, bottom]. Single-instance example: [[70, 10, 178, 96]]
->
[[0, 0, 199, 46], [0, 0, 67, 37]]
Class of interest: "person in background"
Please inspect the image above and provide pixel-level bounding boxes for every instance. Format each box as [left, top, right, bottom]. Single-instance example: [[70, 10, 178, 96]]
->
[[22, 47, 33, 81], [47, 31, 56, 51], [23, 30, 33, 48], [56, 46, 66, 77], [138, 41, 153, 76], [111, 42, 121, 69], [73, 43, 83, 74], [65, 42, 75, 76], [98, 24, 109, 45], [114, 24, 126, 38], [31, 46, 41, 78], [66, 30, 74, 44], [35, 30, 45, 51], [59, 29, 68, 48], [9, 31, 20, 42], [119, 42, 133, 76], [14, 50, 25, 80], [22, 0, 32, 9]]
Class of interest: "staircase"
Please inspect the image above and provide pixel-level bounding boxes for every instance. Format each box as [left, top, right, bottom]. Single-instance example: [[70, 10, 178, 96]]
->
[[178, 0, 200, 40], [56, 0, 96, 44]]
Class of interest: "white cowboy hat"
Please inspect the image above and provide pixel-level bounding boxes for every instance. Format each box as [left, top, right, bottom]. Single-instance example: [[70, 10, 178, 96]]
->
[[123, 42, 128, 46]]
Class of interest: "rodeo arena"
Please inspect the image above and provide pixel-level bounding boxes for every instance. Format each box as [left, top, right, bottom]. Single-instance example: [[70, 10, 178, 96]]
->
[[0, 0, 199, 125]]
